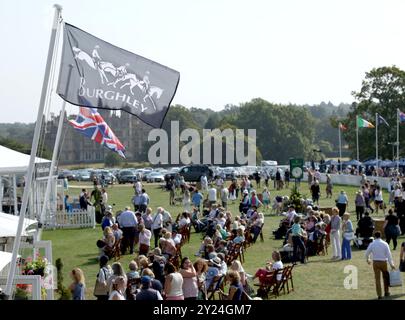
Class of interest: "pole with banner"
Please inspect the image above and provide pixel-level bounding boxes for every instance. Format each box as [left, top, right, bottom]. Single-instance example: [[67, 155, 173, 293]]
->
[[338, 123, 342, 171], [5, 4, 63, 299], [356, 115, 359, 161]]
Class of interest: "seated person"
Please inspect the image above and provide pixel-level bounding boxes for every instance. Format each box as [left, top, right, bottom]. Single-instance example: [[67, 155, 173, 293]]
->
[[127, 260, 140, 280], [215, 240, 229, 256], [101, 212, 114, 231], [160, 232, 177, 259], [253, 251, 284, 286], [171, 230, 182, 245], [356, 211, 374, 238], [233, 227, 245, 244], [205, 256, 222, 290], [112, 223, 123, 242], [195, 236, 213, 257], [100, 226, 115, 257]]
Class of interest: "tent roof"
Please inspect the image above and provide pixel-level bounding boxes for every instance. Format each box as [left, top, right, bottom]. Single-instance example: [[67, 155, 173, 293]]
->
[[0, 251, 13, 272], [0, 212, 38, 238], [0, 145, 50, 175]]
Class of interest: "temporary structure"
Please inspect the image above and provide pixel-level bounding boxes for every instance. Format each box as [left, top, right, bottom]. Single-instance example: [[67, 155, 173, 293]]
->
[[0, 145, 50, 175], [0, 251, 13, 273], [0, 212, 38, 238]]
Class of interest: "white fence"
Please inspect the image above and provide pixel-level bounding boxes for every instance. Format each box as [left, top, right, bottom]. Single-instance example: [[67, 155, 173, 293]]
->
[[43, 207, 96, 230], [303, 173, 392, 189]]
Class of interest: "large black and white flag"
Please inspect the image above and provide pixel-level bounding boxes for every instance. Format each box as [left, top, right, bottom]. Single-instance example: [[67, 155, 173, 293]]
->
[[57, 23, 180, 128]]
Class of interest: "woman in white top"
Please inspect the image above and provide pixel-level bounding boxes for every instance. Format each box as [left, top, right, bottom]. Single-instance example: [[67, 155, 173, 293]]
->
[[107, 262, 127, 295], [179, 257, 198, 300], [164, 262, 184, 300], [262, 188, 271, 210], [230, 260, 247, 287], [109, 276, 126, 300], [152, 209, 163, 248], [374, 186, 385, 215]]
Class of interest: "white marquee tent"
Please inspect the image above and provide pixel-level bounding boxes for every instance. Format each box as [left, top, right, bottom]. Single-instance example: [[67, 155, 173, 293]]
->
[[0, 145, 50, 175]]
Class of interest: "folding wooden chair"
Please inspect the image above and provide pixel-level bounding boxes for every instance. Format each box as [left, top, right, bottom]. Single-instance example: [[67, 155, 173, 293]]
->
[[278, 265, 294, 294], [206, 275, 225, 300]]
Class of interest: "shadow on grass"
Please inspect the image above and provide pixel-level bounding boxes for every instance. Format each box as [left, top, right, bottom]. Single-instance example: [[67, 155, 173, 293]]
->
[[382, 293, 405, 300], [80, 258, 99, 266]]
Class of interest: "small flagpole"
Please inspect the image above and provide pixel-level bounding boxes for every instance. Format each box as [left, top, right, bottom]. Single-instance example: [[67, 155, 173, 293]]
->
[[338, 123, 342, 170], [376, 113, 378, 177], [397, 108, 400, 173], [356, 115, 359, 161], [5, 4, 63, 299]]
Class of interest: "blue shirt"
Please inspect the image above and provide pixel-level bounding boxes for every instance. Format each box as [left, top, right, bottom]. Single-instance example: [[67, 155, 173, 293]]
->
[[118, 210, 137, 227], [337, 193, 348, 204], [192, 192, 203, 205], [291, 223, 302, 236], [140, 193, 150, 205]]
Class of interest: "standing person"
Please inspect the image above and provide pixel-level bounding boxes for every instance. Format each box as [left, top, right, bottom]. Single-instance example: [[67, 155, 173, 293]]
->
[[365, 231, 396, 299], [363, 184, 374, 214], [69, 268, 86, 300], [91, 186, 103, 224], [291, 216, 306, 264], [311, 180, 320, 205], [142, 207, 154, 231], [93, 255, 112, 301], [192, 189, 203, 212], [132, 192, 142, 212], [117, 207, 138, 255], [341, 213, 354, 260], [135, 276, 163, 300], [101, 188, 108, 215], [134, 180, 142, 195], [161, 207, 173, 232], [383, 209, 400, 250], [262, 187, 271, 211], [201, 174, 208, 192], [220, 185, 229, 209], [275, 169, 282, 191], [139, 189, 150, 214], [79, 189, 90, 210], [168, 178, 176, 205], [183, 189, 191, 213], [355, 190, 366, 221], [108, 276, 126, 300], [152, 209, 163, 248], [208, 185, 217, 207], [330, 207, 342, 260], [336, 190, 348, 217], [326, 174, 333, 199], [374, 186, 385, 215], [139, 224, 152, 256], [179, 257, 198, 300], [284, 169, 290, 188], [163, 263, 184, 300]]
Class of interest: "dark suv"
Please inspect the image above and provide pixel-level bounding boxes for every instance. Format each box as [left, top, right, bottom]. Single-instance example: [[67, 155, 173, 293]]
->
[[178, 165, 213, 182]]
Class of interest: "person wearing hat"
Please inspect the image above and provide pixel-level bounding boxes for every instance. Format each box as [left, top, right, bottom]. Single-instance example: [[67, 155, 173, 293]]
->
[[205, 256, 222, 290], [355, 190, 366, 221], [101, 212, 114, 231], [336, 190, 348, 217], [135, 276, 163, 300], [239, 190, 250, 214]]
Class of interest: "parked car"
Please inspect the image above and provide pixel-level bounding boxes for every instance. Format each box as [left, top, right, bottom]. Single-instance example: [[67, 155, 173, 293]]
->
[[75, 170, 91, 181], [146, 172, 165, 183], [178, 164, 213, 182], [58, 170, 76, 181], [117, 170, 137, 184]]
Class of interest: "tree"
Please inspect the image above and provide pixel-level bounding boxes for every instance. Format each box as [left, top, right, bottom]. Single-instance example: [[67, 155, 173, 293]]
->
[[342, 66, 405, 160], [104, 152, 123, 167]]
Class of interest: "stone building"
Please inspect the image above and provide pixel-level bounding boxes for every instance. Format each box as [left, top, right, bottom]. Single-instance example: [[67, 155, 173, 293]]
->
[[44, 109, 151, 164]]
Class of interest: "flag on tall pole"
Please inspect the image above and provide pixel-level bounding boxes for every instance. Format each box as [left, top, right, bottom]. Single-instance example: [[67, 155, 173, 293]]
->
[[338, 122, 346, 169], [69, 103, 126, 158], [57, 23, 180, 128], [375, 113, 379, 176], [377, 114, 389, 127], [397, 109, 405, 172], [357, 116, 375, 128]]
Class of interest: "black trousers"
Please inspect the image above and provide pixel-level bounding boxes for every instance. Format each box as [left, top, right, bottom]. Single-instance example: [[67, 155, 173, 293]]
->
[[337, 203, 346, 217], [153, 228, 162, 248], [355, 206, 365, 221], [292, 235, 306, 263], [122, 226, 136, 254]]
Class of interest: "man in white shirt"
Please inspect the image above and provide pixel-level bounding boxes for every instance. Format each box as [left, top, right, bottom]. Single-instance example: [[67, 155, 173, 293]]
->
[[200, 174, 208, 192], [152, 209, 163, 248], [285, 205, 297, 225], [160, 207, 172, 232], [365, 231, 396, 299], [220, 186, 229, 209], [117, 207, 138, 255], [208, 186, 217, 206]]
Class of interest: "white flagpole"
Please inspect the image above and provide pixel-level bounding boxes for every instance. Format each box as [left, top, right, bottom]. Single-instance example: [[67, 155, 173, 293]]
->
[[5, 4, 63, 299], [39, 66, 73, 224], [356, 116, 359, 161], [338, 123, 342, 170], [376, 113, 378, 177], [398, 108, 400, 173]]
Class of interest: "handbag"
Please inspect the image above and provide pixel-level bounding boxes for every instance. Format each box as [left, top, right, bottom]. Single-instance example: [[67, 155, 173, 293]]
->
[[389, 270, 403, 287], [93, 269, 109, 296]]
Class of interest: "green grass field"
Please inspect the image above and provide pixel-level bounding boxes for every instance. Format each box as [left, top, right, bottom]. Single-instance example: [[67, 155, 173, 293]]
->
[[42, 181, 405, 300]]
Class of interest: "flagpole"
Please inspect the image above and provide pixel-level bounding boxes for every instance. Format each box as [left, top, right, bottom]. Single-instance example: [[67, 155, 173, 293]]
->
[[338, 123, 342, 170], [356, 116, 359, 161], [398, 108, 400, 173], [376, 113, 378, 177], [5, 4, 63, 299], [39, 66, 73, 224]]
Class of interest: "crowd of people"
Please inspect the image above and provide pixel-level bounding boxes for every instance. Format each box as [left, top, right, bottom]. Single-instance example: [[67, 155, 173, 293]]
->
[[62, 169, 405, 300]]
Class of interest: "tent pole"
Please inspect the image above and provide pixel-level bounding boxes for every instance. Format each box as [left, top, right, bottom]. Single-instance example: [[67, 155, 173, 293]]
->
[[13, 175, 18, 215], [4, 4, 63, 299]]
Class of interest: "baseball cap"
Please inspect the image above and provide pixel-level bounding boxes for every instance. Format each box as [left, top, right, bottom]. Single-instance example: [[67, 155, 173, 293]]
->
[[141, 276, 151, 285]]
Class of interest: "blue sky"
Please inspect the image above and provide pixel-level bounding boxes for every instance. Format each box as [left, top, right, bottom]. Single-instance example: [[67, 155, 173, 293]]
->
[[1, 0, 405, 122]]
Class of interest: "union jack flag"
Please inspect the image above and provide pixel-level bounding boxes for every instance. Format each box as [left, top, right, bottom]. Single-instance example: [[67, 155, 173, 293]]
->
[[69, 106, 126, 158]]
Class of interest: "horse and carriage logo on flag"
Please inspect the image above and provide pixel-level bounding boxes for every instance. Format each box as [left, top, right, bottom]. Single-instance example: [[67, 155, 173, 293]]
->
[[72, 45, 163, 112]]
